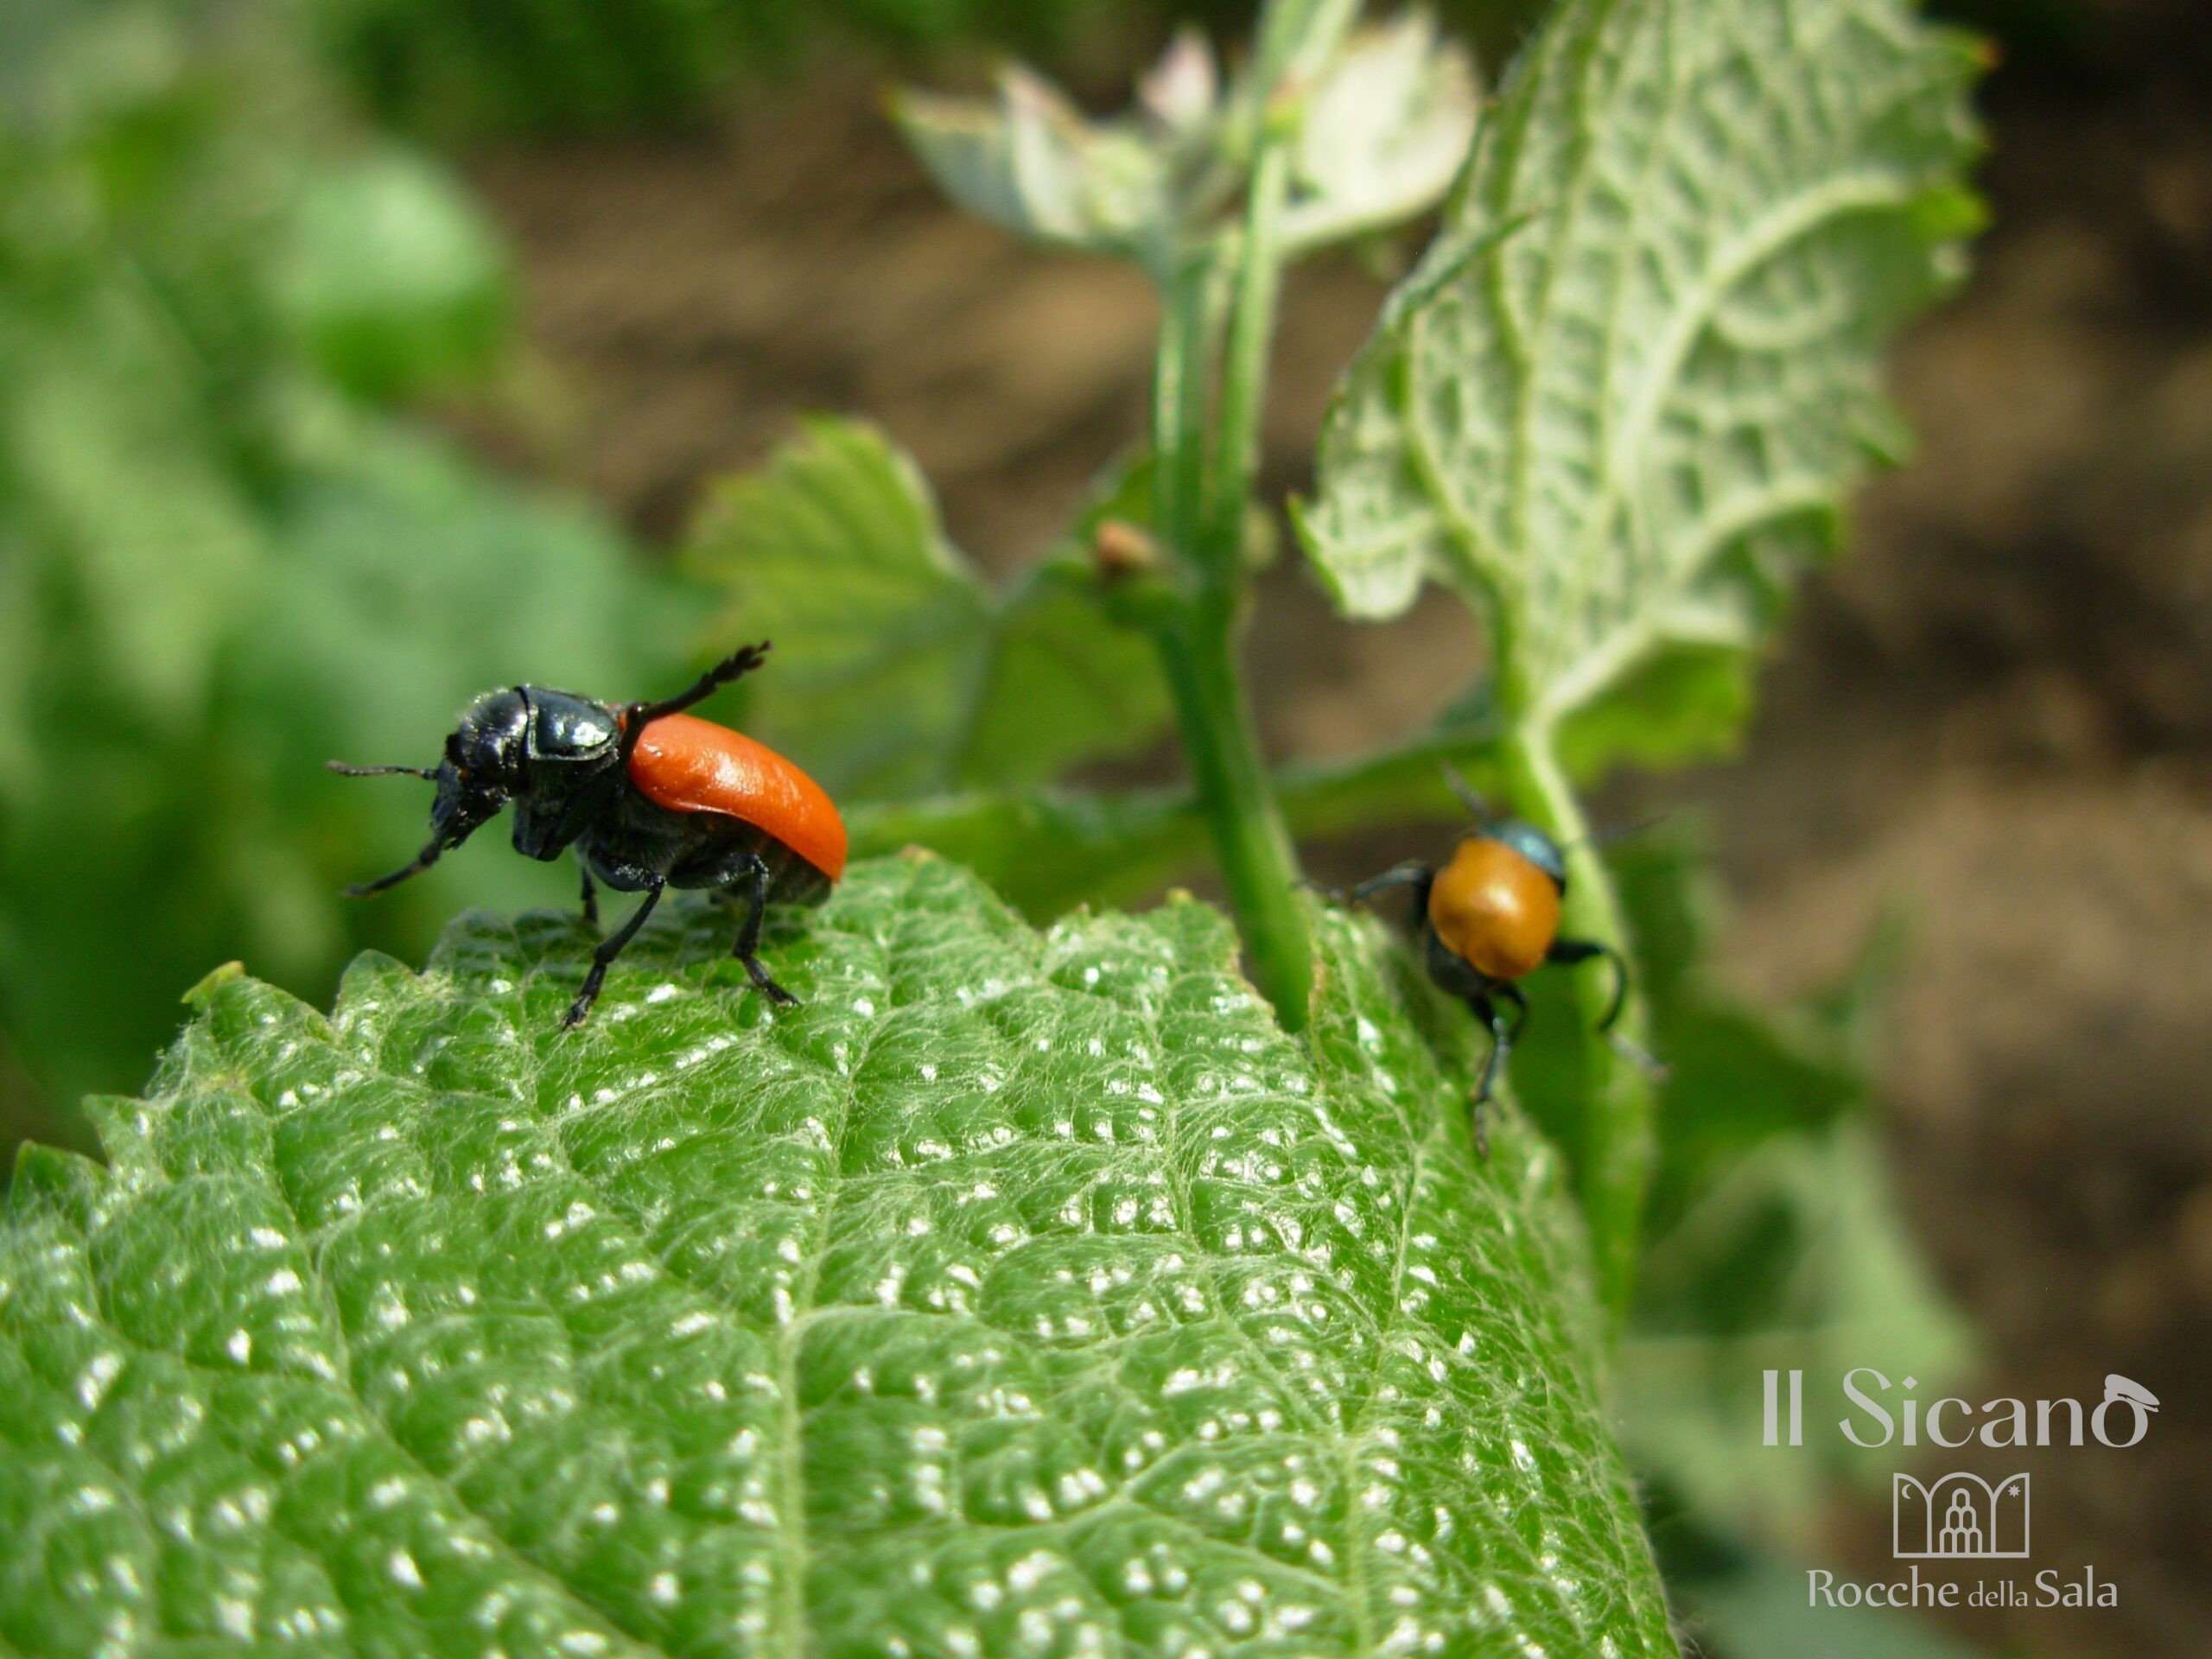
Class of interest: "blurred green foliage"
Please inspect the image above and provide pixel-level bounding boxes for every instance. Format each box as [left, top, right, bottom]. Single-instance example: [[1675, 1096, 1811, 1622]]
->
[[1613, 842, 1975, 1656], [0, 1, 692, 1134], [303, 0, 1579, 138], [1497, 830, 1977, 1657], [313, 0, 1126, 132]]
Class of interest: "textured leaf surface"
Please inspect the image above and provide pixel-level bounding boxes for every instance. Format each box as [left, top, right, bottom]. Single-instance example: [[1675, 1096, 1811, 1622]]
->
[[1300, 0, 1979, 727], [0, 856, 1674, 1657], [683, 420, 1167, 801]]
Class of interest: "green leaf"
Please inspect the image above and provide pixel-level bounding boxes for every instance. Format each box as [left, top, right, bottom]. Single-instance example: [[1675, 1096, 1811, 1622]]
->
[[0, 856, 1675, 1656], [1301, 0, 1980, 743], [0, 382, 688, 1114], [684, 418, 1169, 800], [1602, 839, 1866, 1234], [1551, 644, 1757, 779]]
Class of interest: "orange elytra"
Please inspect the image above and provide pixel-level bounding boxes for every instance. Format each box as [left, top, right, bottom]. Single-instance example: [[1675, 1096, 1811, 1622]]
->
[[629, 713, 848, 882]]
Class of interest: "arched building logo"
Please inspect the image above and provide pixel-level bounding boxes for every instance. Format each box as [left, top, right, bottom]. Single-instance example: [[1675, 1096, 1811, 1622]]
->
[[1893, 1471, 2030, 1560]]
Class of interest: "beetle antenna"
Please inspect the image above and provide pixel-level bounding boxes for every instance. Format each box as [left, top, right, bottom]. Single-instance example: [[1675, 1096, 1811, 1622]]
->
[[1608, 1029, 1669, 1081], [328, 761, 437, 779], [1594, 813, 1667, 846], [344, 841, 443, 897], [1438, 763, 1494, 829], [1559, 814, 1669, 852]]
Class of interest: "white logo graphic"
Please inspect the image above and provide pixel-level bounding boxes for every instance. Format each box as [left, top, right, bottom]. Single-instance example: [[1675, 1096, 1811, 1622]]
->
[[1892, 1471, 2030, 1559], [2103, 1374, 2158, 1415]]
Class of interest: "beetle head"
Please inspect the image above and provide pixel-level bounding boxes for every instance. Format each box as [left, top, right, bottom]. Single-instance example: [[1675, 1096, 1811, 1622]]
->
[[431, 687, 531, 844], [1438, 763, 1568, 893], [331, 687, 533, 895]]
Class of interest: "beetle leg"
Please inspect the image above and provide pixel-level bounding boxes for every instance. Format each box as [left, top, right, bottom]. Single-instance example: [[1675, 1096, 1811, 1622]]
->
[[1346, 860, 1432, 906], [563, 880, 664, 1029], [1466, 995, 1502, 1160], [1548, 937, 1668, 1077], [1497, 980, 1531, 1045], [343, 838, 443, 898], [628, 642, 773, 728], [577, 860, 600, 930], [729, 855, 799, 1008], [1547, 935, 1629, 1031], [1467, 984, 1527, 1160], [1301, 860, 1433, 915]]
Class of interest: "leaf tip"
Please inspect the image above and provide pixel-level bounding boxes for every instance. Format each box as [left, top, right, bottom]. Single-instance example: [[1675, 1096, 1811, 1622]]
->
[[183, 961, 246, 1009], [9, 1141, 109, 1227]]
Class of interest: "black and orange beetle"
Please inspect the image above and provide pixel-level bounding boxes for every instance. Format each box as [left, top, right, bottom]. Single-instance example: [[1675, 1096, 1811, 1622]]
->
[[1326, 770, 1630, 1141], [331, 643, 845, 1027]]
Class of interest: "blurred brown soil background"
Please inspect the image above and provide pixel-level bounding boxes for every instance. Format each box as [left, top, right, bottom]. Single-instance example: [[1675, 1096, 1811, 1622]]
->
[[458, 3, 2212, 1653]]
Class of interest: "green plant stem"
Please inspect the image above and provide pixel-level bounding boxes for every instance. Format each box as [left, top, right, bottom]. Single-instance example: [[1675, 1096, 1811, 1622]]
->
[[1250, 0, 1362, 99], [1151, 253, 1220, 557], [1155, 610, 1312, 1025], [1141, 117, 1312, 1030], [1200, 138, 1292, 567], [1498, 723, 1656, 1329]]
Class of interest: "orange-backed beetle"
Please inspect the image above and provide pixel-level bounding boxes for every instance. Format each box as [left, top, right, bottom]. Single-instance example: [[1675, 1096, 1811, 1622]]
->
[[331, 644, 845, 1028], [1326, 769, 1630, 1148]]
